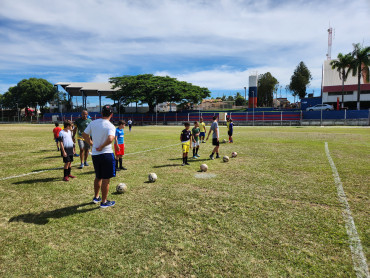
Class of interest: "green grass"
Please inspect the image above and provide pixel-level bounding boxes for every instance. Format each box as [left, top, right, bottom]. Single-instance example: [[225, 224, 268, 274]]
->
[[0, 124, 369, 277]]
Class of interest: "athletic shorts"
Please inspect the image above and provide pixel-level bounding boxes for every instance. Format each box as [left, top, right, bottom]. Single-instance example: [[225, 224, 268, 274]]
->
[[228, 131, 233, 136], [192, 141, 200, 148], [92, 153, 116, 179], [212, 138, 220, 146], [199, 132, 205, 137], [78, 139, 90, 150], [114, 143, 125, 156], [182, 141, 190, 153], [61, 147, 74, 163], [55, 138, 59, 143]]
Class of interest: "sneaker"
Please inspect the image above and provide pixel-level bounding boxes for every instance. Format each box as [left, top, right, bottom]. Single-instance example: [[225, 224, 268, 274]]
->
[[119, 166, 127, 170], [192, 156, 198, 159], [63, 176, 69, 182], [68, 174, 76, 178], [216, 155, 220, 159], [84, 162, 89, 166], [185, 162, 190, 165], [182, 163, 185, 166], [100, 200, 115, 208], [209, 155, 214, 160], [202, 140, 206, 143], [93, 196, 102, 204], [79, 163, 84, 168], [196, 154, 200, 157], [74, 153, 80, 157]]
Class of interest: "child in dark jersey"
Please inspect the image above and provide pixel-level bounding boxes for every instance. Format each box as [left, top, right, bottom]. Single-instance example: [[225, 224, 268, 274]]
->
[[180, 122, 192, 166]]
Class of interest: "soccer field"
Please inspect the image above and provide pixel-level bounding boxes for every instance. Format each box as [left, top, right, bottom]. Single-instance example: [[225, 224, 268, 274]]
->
[[0, 124, 369, 277]]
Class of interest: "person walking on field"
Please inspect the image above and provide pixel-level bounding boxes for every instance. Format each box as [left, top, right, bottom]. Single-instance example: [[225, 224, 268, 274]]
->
[[52, 122, 62, 151], [73, 110, 92, 168], [59, 120, 76, 181], [199, 117, 207, 143], [127, 118, 133, 132], [82, 105, 116, 208], [206, 115, 220, 160]]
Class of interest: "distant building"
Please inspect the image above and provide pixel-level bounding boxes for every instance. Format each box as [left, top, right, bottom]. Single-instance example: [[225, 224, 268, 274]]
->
[[155, 102, 177, 112], [196, 99, 234, 110], [322, 60, 370, 109]]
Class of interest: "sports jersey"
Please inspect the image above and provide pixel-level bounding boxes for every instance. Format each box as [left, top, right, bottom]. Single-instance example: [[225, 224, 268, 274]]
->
[[74, 118, 92, 140], [115, 128, 124, 144], [181, 129, 191, 143], [199, 122, 206, 132], [53, 126, 62, 139], [192, 127, 200, 142], [127, 120, 132, 125], [229, 122, 233, 132], [59, 130, 74, 155], [226, 121, 230, 130], [210, 121, 219, 139], [84, 118, 115, 156]]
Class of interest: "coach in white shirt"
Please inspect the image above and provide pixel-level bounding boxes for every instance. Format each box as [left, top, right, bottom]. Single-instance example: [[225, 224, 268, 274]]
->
[[82, 105, 116, 208]]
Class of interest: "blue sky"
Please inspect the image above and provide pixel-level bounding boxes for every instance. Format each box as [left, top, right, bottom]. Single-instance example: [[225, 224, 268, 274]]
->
[[0, 0, 369, 106]]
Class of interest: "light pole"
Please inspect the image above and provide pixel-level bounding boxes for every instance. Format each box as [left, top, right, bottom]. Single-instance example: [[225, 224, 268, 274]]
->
[[16, 102, 19, 122], [35, 102, 38, 123], [244, 87, 247, 102], [118, 96, 125, 121]]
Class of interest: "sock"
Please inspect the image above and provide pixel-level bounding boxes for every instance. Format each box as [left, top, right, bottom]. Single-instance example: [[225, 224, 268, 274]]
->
[[64, 169, 68, 177], [193, 148, 196, 156], [185, 156, 188, 164], [182, 157, 185, 164], [119, 158, 122, 168], [216, 153, 219, 157], [115, 159, 118, 168], [210, 152, 214, 157], [196, 147, 199, 155], [68, 168, 71, 176]]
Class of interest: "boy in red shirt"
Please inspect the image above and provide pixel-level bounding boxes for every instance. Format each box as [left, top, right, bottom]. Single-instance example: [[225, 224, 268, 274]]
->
[[53, 122, 62, 151]]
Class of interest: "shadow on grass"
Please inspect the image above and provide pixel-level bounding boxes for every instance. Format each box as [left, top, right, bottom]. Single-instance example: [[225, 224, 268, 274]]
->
[[153, 164, 180, 168], [76, 170, 95, 175], [13, 177, 61, 185], [43, 156, 61, 159], [32, 167, 62, 172], [32, 149, 54, 153], [9, 202, 98, 225]]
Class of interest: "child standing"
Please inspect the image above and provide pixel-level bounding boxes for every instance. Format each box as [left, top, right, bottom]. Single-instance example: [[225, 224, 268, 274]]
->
[[192, 121, 200, 159], [127, 118, 133, 132], [206, 115, 220, 160], [59, 120, 76, 181], [228, 119, 234, 143], [53, 122, 62, 151], [114, 120, 127, 171], [180, 122, 192, 166], [199, 117, 206, 143]]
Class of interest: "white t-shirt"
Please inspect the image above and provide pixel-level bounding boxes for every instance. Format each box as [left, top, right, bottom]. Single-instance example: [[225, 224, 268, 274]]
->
[[84, 118, 115, 155], [59, 129, 74, 148]]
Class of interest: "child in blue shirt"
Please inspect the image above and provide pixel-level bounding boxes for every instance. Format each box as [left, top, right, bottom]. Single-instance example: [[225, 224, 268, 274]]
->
[[114, 120, 126, 170]]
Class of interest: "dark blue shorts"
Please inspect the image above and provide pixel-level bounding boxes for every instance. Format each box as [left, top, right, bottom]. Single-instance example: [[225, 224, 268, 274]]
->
[[92, 153, 116, 179], [199, 132, 205, 137]]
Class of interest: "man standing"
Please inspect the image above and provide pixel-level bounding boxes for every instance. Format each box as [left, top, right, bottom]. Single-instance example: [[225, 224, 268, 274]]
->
[[82, 105, 116, 208], [206, 115, 220, 160], [127, 118, 133, 132], [73, 110, 92, 168], [199, 117, 207, 143]]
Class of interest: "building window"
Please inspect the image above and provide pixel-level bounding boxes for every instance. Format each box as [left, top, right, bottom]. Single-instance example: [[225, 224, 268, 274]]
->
[[327, 91, 353, 96]]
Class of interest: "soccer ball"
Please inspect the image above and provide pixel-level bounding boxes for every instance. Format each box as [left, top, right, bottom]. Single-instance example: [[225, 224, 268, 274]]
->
[[223, 139, 227, 143], [200, 164, 208, 172], [232, 152, 237, 158], [116, 183, 127, 194], [148, 173, 157, 182], [223, 156, 230, 162]]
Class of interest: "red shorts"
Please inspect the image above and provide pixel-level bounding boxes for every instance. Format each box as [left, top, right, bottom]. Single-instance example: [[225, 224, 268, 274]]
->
[[114, 143, 125, 156]]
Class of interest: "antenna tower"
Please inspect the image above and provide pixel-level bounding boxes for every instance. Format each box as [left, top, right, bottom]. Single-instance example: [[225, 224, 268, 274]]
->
[[326, 26, 333, 60]]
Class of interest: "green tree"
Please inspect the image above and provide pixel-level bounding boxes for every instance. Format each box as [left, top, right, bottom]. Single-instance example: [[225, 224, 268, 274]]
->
[[2, 78, 56, 110], [234, 92, 247, 106], [330, 53, 354, 109], [289, 62, 312, 99], [257, 72, 278, 107], [350, 43, 370, 110], [110, 74, 211, 113]]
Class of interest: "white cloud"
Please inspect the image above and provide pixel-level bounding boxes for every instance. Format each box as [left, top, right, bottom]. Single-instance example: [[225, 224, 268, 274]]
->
[[0, 0, 368, 91]]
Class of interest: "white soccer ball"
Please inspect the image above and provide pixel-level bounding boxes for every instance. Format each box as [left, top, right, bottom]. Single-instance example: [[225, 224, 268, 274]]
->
[[232, 152, 237, 158], [116, 183, 127, 194], [223, 156, 230, 162], [223, 139, 227, 143], [148, 173, 157, 182], [200, 164, 208, 172]]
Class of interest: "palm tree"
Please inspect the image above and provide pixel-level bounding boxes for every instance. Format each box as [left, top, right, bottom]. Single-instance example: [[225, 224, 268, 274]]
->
[[330, 53, 353, 109], [350, 43, 370, 110]]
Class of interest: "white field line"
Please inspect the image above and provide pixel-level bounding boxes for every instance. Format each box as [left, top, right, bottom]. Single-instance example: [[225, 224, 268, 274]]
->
[[325, 142, 369, 278], [0, 143, 182, 182]]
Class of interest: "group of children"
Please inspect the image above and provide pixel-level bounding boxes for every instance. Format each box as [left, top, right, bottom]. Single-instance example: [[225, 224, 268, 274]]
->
[[53, 120, 127, 181], [180, 116, 234, 165]]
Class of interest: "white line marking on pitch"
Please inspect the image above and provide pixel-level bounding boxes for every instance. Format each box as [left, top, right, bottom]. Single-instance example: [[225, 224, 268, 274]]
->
[[0, 143, 182, 181], [325, 142, 369, 278]]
